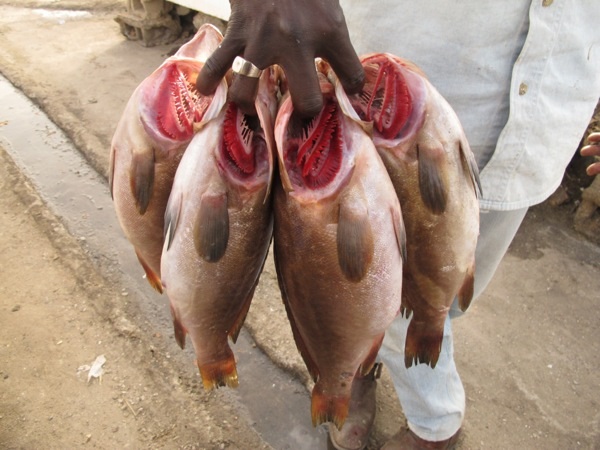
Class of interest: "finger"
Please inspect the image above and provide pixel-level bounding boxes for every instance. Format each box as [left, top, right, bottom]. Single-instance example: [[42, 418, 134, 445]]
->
[[197, 38, 244, 95], [228, 43, 272, 116], [581, 143, 600, 157], [320, 34, 365, 95], [586, 131, 600, 143], [229, 72, 260, 116], [282, 55, 323, 118], [586, 161, 600, 177]]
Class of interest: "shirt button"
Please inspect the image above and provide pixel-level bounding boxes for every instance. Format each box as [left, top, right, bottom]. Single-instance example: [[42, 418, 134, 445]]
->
[[542, 0, 553, 6], [519, 83, 528, 95]]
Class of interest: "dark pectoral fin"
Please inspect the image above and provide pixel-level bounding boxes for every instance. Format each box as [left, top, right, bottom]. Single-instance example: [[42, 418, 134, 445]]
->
[[130, 151, 156, 214], [337, 202, 374, 282], [417, 144, 447, 214], [194, 192, 229, 262]]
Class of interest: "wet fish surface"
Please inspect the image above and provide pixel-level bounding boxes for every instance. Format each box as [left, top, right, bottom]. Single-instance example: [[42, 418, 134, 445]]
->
[[273, 64, 405, 428], [160, 68, 278, 390], [109, 24, 226, 293], [349, 53, 481, 368]]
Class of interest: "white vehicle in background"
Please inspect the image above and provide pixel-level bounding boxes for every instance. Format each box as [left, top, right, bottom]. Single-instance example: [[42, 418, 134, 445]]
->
[[116, 0, 230, 47]]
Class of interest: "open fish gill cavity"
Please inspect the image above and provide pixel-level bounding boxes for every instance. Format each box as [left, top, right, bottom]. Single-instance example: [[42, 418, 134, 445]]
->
[[0, 74, 325, 449]]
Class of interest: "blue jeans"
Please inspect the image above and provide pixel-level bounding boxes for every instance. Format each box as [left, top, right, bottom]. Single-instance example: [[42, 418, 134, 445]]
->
[[378, 207, 528, 441]]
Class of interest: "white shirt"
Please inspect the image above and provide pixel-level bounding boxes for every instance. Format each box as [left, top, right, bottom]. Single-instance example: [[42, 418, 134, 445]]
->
[[341, 0, 600, 210]]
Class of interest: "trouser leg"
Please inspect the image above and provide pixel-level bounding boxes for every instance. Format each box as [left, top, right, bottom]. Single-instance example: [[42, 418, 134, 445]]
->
[[379, 207, 528, 441]]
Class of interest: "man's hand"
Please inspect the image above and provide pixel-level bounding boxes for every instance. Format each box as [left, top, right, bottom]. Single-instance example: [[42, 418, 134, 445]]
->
[[581, 132, 600, 176], [196, 0, 364, 117]]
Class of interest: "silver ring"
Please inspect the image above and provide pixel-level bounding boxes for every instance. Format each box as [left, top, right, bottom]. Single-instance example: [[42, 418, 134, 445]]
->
[[232, 56, 263, 78]]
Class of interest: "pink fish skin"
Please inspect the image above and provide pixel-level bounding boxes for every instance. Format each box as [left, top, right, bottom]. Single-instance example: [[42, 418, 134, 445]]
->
[[160, 68, 278, 390], [109, 24, 226, 293], [273, 66, 405, 429], [349, 53, 481, 369]]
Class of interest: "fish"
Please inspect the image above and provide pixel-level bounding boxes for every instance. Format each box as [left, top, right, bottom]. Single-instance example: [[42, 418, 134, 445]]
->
[[273, 63, 406, 429], [109, 24, 226, 293], [160, 67, 278, 390], [348, 53, 481, 369]]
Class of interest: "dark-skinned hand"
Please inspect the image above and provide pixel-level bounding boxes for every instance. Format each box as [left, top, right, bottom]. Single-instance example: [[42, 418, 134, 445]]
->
[[196, 0, 365, 117], [581, 131, 600, 177]]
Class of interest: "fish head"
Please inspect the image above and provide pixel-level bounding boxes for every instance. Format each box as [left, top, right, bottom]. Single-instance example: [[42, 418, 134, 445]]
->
[[136, 25, 226, 149], [348, 53, 427, 146], [274, 68, 357, 200], [173, 24, 224, 62], [214, 67, 279, 198]]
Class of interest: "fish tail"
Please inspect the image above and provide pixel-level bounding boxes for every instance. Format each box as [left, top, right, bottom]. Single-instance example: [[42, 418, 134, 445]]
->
[[404, 318, 444, 369], [311, 383, 350, 429], [135, 250, 163, 293], [197, 353, 239, 390]]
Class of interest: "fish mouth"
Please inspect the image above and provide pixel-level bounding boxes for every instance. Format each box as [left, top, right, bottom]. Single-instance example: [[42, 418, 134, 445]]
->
[[141, 60, 212, 143], [283, 97, 343, 190], [219, 102, 268, 181], [351, 56, 413, 140]]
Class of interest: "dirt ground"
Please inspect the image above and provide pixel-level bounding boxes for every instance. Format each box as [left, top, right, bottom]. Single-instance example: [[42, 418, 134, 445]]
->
[[1, 1, 599, 449]]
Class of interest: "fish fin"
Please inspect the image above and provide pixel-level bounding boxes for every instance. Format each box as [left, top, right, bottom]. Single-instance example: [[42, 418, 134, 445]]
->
[[400, 280, 414, 319], [255, 73, 277, 204], [360, 334, 385, 377], [311, 383, 350, 429], [228, 295, 251, 344], [457, 262, 475, 312], [197, 349, 239, 390], [284, 298, 320, 382], [404, 315, 445, 369], [274, 242, 320, 382], [194, 191, 229, 262], [460, 139, 482, 198], [175, 23, 222, 61], [417, 143, 447, 215], [134, 249, 163, 293], [229, 228, 273, 343], [130, 150, 155, 215], [163, 191, 182, 251], [169, 303, 187, 349], [392, 206, 407, 263], [337, 202, 374, 282]]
